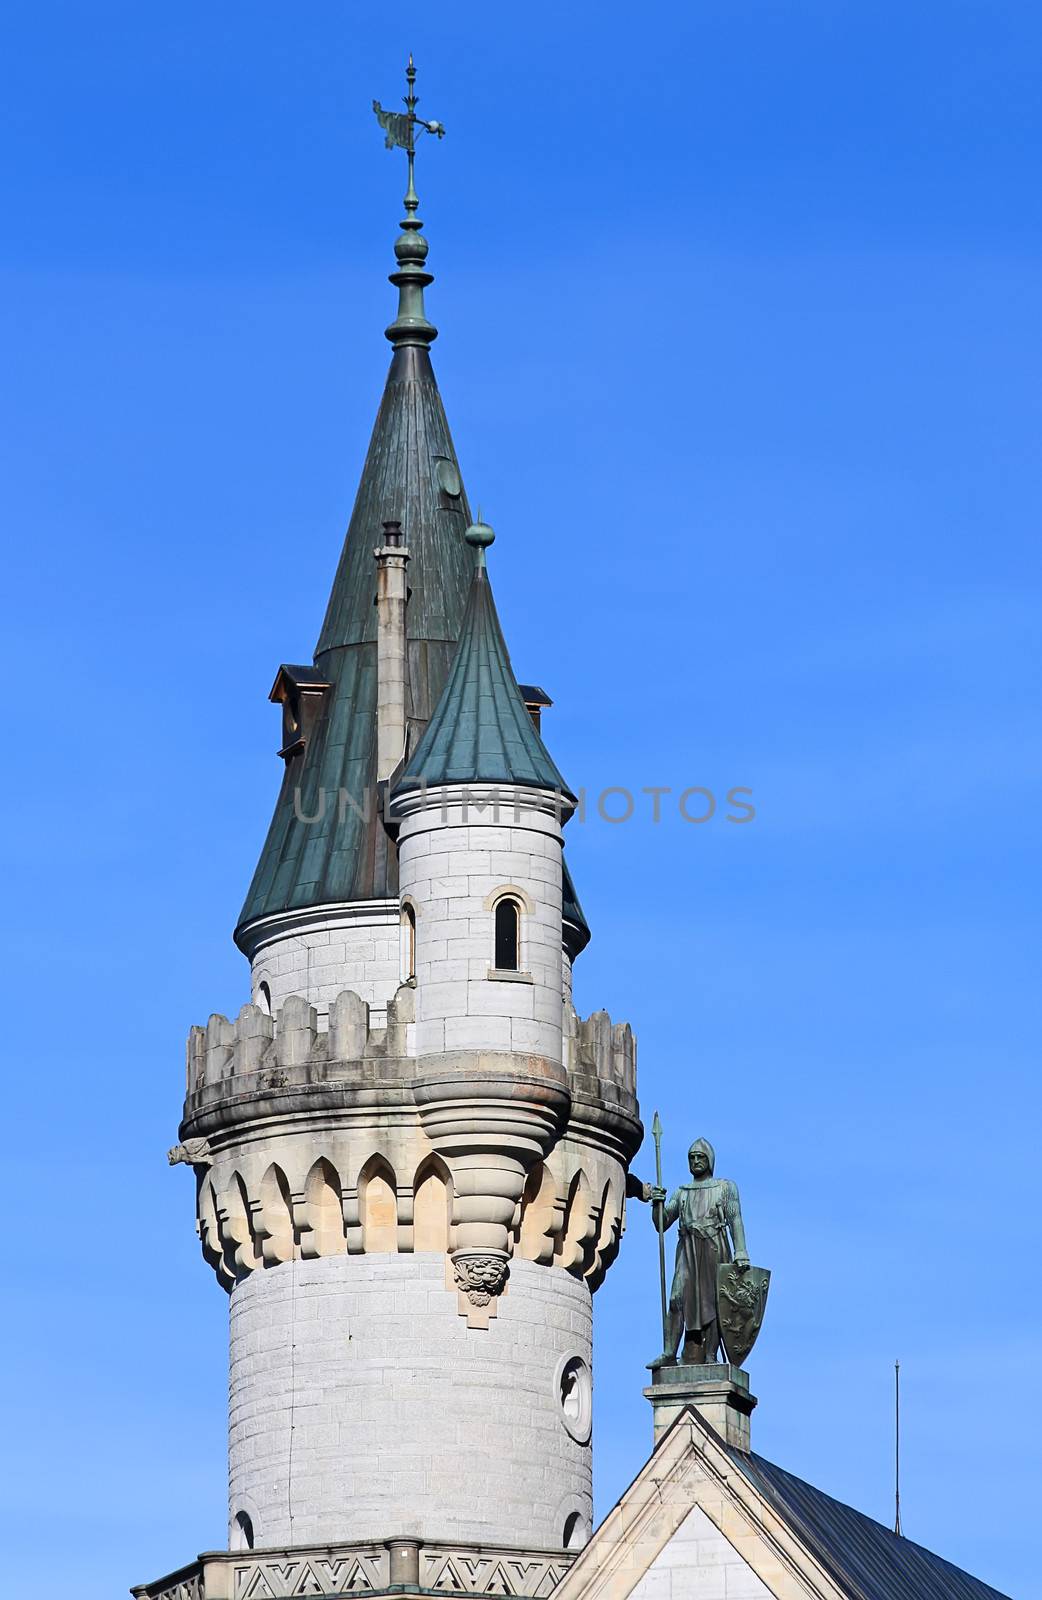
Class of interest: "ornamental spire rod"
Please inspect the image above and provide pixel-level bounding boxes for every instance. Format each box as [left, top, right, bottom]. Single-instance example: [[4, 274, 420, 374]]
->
[[373, 56, 446, 349]]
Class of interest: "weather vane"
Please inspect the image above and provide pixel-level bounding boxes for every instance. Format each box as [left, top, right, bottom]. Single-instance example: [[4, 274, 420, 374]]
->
[[373, 56, 445, 220]]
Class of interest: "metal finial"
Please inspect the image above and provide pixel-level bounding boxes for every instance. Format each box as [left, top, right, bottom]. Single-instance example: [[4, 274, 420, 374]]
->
[[651, 1112, 668, 1352], [464, 513, 495, 568], [894, 1360, 903, 1536], [372, 58, 446, 349]]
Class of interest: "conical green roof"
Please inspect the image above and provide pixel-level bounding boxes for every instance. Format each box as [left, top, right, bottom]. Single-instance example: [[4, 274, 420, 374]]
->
[[562, 858, 591, 956], [235, 343, 474, 948], [236, 117, 588, 958], [394, 542, 574, 800]]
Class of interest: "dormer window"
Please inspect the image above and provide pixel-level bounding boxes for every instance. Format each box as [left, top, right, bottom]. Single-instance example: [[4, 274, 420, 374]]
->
[[269, 663, 331, 762], [494, 896, 520, 972], [517, 683, 552, 733]]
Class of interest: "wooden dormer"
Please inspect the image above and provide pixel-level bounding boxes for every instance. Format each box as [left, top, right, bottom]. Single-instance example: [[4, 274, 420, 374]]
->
[[269, 663, 331, 762]]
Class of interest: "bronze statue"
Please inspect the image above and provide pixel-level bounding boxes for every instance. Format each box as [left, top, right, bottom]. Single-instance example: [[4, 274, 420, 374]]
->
[[645, 1136, 764, 1366]]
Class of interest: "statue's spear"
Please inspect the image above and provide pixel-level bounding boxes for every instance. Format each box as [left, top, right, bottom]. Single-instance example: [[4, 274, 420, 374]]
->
[[652, 1110, 668, 1349]]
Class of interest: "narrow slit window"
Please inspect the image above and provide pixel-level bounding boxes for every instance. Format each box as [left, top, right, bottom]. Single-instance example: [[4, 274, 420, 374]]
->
[[402, 902, 417, 981], [494, 897, 520, 971]]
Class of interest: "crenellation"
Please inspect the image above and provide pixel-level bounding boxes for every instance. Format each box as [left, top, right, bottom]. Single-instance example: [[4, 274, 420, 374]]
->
[[234, 1003, 273, 1072]]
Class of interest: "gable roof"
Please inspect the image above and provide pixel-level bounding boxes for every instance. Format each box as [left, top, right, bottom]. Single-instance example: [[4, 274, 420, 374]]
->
[[730, 1450, 1011, 1600], [552, 1406, 1010, 1600]]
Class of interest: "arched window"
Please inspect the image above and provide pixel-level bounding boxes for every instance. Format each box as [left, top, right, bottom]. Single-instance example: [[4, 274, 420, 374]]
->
[[232, 1511, 254, 1551], [562, 1511, 588, 1552], [494, 896, 520, 972], [255, 980, 272, 1015], [401, 902, 417, 982]]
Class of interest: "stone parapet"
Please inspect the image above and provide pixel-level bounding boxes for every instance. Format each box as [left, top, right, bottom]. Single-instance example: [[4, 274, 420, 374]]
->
[[174, 989, 641, 1302], [183, 993, 636, 1126], [183, 986, 417, 1118], [132, 1536, 577, 1600], [566, 1009, 636, 1104]]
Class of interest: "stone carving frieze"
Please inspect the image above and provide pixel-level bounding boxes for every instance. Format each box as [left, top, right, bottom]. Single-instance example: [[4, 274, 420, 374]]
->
[[135, 1543, 577, 1600]]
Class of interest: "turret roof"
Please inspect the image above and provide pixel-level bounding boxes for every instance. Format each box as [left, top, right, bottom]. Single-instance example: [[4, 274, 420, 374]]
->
[[393, 527, 573, 801], [236, 88, 588, 958], [235, 210, 473, 947]]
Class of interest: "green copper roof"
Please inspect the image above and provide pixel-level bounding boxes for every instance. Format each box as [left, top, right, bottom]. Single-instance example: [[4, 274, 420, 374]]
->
[[562, 858, 591, 956], [236, 85, 589, 958], [394, 532, 573, 800], [235, 345, 474, 945]]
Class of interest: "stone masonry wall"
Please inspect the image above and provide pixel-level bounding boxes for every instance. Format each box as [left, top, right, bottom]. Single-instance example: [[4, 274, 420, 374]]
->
[[228, 1254, 593, 1551], [627, 1505, 773, 1600], [249, 906, 401, 1025], [397, 802, 565, 1064]]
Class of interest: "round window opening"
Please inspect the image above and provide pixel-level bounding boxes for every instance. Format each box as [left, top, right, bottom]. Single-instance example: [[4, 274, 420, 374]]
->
[[555, 1354, 592, 1444]]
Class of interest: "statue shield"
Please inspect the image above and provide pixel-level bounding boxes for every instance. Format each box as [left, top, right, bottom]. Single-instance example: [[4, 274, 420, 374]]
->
[[717, 1264, 771, 1368]]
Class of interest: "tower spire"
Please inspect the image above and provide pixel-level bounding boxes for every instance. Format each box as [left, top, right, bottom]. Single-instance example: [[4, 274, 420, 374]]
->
[[373, 56, 446, 348]]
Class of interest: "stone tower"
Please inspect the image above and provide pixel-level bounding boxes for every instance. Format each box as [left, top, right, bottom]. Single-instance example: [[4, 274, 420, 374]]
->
[[164, 76, 642, 1581]]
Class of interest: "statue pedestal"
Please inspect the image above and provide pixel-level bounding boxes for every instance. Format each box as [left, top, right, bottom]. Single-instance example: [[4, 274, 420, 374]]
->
[[643, 1360, 756, 1452]]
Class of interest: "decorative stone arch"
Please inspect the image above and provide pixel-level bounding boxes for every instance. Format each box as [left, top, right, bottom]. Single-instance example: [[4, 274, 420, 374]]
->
[[357, 1154, 399, 1255], [217, 1171, 260, 1280], [302, 1156, 345, 1259], [586, 1176, 623, 1291], [516, 1161, 559, 1265], [199, 1177, 233, 1288], [481, 883, 535, 915], [256, 1163, 295, 1266], [411, 1154, 453, 1253], [555, 1168, 596, 1277]]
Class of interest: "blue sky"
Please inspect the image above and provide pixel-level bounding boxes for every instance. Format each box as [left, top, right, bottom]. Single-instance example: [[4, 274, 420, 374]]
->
[[2, 3, 1039, 1597]]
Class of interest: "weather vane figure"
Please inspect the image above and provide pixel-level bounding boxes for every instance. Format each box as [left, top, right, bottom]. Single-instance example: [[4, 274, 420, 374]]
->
[[373, 56, 445, 221], [371, 58, 445, 351]]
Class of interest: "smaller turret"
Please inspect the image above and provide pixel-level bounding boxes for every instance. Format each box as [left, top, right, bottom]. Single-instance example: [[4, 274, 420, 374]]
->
[[389, 516, 586, 1317]]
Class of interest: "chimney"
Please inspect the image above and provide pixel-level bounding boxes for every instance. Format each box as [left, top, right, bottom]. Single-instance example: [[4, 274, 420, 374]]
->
[[374, 519, 410, 780]]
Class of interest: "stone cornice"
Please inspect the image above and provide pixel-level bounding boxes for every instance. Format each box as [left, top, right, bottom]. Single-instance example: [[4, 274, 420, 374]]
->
[[234, 899, 399, 961]]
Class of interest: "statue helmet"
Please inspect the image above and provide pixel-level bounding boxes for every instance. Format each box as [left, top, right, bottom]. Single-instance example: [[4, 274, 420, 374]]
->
[[688, 1137, 715, 1173]]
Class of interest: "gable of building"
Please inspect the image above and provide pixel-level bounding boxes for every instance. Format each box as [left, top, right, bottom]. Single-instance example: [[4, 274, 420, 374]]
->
[[554, 1408, 1011, 1600]]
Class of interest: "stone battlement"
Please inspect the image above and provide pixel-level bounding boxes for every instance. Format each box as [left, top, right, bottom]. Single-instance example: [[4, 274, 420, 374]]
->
[[184, 985, 418, 1116], [174, 988, 641, 1301], [566, 1009, 637, 1107], [184, 987, 636, 1121]]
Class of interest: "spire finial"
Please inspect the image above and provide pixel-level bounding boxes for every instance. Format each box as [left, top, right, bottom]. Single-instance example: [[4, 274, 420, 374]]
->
[[465, 512, 495, 569], [373, 57, 446, 349]]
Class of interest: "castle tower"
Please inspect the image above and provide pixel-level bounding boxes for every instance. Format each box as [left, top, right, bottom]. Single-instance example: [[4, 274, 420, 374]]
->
[[168, 67, 642, 1572]]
